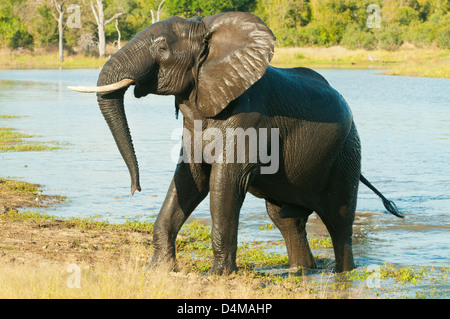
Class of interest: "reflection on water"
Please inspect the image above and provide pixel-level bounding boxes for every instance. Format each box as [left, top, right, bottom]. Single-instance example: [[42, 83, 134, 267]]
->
[[0, 69, 449, 268]]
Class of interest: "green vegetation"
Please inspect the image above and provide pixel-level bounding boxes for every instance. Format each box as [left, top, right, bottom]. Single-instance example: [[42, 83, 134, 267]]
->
[[1, 1, 449, 53], [1, 209, 448, 298], [0, 207, 57, 223], [0, 115, 22, 119], [0, 115, 66, 210], [0, 178, 66, 210], [1, 113, 62, 152], [0, 1, 449, 77], [0, 127, 60, 152], [255, 0, 450, 50]]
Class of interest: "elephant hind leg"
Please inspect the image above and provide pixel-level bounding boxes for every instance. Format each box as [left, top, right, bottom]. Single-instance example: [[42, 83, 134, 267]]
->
[[317, 203, 356, 273], [317, 130, 361, 273], [266, 200, 317, 269]]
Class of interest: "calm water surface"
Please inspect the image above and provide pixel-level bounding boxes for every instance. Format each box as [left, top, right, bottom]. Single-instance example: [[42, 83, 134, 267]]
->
[[0, 68, 449, 269]]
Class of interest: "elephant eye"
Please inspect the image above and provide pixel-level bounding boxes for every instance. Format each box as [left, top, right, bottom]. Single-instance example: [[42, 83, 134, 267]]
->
[[155, 40, 169, 54]]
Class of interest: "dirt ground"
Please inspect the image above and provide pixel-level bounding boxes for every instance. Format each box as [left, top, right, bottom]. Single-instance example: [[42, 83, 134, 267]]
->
[[0, 217, 153, 269], [0, 178, 153, 270], [0, 178, 63, 212]]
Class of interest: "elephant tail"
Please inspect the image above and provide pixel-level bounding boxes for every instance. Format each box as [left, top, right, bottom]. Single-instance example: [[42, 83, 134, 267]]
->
[[360, 175, 404, 218]]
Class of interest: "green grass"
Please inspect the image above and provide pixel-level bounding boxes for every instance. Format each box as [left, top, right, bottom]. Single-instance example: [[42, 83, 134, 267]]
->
[[0, 127, 61, 152], [0, 178, 40, 193], [0, 115, 22, 119], [344, 263, 450, 298], [0, 208, 57, 223]]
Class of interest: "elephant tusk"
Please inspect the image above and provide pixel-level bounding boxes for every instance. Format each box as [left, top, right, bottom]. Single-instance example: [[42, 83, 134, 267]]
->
[[67, 78, 135, 93]]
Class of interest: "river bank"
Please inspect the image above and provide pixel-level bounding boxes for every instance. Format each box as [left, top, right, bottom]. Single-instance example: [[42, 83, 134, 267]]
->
[[0, 170, 447, 299], [271, 46, 450, 78], [1, 46, 449, 78], [1, 74, 448, 299], [1, 203, 448, 298]]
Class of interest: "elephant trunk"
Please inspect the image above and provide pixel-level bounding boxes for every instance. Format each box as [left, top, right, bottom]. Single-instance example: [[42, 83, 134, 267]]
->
[[69, 34, 156, 195], [97, 89, 141, 195]]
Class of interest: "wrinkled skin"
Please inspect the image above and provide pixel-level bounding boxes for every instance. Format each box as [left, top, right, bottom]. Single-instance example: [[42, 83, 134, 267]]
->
[[89, 12, 402, 275]]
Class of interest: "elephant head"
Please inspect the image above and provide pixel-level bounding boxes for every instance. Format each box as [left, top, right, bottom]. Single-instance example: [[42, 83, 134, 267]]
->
[[68, 12, 275, 195]]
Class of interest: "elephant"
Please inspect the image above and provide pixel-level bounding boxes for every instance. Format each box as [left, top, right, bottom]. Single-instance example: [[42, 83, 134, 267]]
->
[[69, 12, 403, 275]]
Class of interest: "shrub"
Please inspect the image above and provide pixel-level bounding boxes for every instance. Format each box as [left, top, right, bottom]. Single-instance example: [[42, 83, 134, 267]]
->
[[341, 24, 377, 50], [276, 25, 330, 47], [406, 23, 436, 47], [1, 16, 34, 50], [274, 28, 299, 47], [436, 25, 450, 49], [304, 24, 331, 46], [394, 6, 421, 25], [7, 27, 33, 49], [377, 25, 404, 50]]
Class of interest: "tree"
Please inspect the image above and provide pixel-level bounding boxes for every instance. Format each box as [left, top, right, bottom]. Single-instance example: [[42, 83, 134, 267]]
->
[[49, 0, 65, 62], [165, 0, 257, 17], [255, 0, 312, 31], [90, 0, 123, 57], [35, 4, 58, 47], [151, 0, 166, 23], [114, 16, 121, 48]]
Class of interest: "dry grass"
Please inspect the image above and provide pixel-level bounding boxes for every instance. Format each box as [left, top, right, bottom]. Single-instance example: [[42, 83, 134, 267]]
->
[[0, 48, 108, 69], [382, 51, 450, 77], [271, 45, 450, 78], [0, 210, 338, 299], [1, 207, 446, 298], [1, 45, 448, 77], [0, 260, 319, 299]]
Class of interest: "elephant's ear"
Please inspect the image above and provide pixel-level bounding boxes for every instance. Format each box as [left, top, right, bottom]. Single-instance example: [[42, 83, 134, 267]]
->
[[196, 12, 275, 117]]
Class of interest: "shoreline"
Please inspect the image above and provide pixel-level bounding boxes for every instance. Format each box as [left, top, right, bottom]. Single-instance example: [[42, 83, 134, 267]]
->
[[0, 178, 448, 298], [0, 46, 448, 78], [1, 70, 448, 299], [1, 207, 448, 299]]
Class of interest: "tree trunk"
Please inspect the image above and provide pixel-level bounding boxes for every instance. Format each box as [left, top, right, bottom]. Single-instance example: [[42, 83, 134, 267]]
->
[[97, 0, 106, 58], [115, 18, 121, 49], [157, 0, 166, 22], [98, 23, 106, 58], [50, 0, 64, 63], [58, 12, 64, 62], [91, 0, 122, 58]]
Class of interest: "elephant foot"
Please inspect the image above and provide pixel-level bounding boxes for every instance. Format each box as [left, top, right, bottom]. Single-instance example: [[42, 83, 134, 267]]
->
[[145, 253, 177, 272], [290, 258, 318, 271], [334, 261, 356, 273], [333, 243, 356, 273], [209, 259, 238, 276]]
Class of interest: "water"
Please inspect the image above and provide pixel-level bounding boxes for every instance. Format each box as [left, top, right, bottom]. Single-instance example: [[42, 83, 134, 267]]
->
[[0, 68, 449, 269]]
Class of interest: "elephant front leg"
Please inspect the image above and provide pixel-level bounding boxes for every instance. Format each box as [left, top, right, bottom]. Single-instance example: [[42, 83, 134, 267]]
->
[[150, 162, 210, 270], [208, 166, 249, 275]]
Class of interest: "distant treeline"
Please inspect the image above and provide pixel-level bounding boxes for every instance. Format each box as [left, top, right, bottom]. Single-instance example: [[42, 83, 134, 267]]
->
[[1, 0, 449, 53]]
